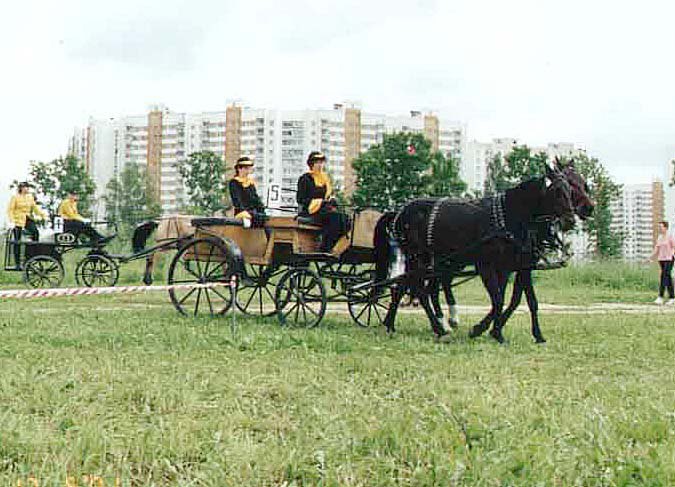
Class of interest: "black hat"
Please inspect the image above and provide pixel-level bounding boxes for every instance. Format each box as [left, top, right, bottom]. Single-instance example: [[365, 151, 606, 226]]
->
[[307, 151, 326, 165], [235, 156, 254, 167]]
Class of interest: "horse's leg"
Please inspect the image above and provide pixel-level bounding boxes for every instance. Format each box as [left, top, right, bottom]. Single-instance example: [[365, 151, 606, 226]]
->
[[488, 271, 508, 343], [496, 271, 524, 330], [418, 280, 450, 340], [442, 276, 459, 329], [521, 270, 545, 343], [143, 252, 158, 285], [384, 284, 404, 334], [469, 267, 502, 339], [429, 277, 444, 321]]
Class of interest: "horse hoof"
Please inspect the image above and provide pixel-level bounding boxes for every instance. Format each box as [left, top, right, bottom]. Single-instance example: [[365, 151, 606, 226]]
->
[[535, 338, 547, 345], [468, 326, 483, 339], [436, 333, 453, 343], [489, 329, 505, 344]]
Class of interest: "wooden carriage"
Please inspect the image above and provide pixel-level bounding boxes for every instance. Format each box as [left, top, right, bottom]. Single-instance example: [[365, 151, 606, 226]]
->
[[167, 209, 387, 328]]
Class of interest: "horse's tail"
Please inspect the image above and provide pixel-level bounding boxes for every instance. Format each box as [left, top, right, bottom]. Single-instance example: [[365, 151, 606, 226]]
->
[[374, 212, 397, 284], [132, 220, 159, 253]]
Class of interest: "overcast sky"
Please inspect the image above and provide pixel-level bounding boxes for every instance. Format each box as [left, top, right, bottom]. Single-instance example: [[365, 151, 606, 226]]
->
[[2, 0, 674, 213]]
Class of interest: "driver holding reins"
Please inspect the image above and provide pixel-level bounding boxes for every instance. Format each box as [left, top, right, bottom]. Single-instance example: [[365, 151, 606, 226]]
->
[[296, 151, 350, 252]]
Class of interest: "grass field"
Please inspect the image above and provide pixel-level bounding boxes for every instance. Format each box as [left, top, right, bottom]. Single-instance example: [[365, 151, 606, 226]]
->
[[2, 258, 675, 485], [1, 243, 674, 485]]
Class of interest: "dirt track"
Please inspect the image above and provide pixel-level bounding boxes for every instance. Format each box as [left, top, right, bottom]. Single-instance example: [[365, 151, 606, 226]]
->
[[3, 301, 674, 316], [334, 302, 675, 316]]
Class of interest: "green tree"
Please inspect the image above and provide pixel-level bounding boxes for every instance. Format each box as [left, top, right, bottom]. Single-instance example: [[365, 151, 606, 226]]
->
[[428, 151, 466, 197], [179, 151, 229, 215], [571, 154, 623, 259], [484, 145, 549, 193], [483, 145, 622, 259], [352, 132, 434, 211], [103, 162, 161, 229], [24, 161, 59, 215]]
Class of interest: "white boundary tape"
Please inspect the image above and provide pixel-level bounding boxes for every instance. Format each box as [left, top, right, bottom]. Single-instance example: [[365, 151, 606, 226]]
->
[[0, 281, 235, 300]]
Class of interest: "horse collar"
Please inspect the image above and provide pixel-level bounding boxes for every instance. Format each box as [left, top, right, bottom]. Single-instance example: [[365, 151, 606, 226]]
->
[[490, 193, 507, 233]]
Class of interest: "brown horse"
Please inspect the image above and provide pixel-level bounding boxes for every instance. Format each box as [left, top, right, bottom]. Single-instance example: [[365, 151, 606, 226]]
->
[[139, 215, 196, 285]]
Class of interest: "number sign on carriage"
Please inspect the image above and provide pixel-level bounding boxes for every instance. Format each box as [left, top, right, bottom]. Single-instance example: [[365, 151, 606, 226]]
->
[[267, 184, 281, 205]]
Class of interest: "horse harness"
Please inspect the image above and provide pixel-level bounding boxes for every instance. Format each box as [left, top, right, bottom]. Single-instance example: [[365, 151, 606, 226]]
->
[[390, 193, 566, 271], [424, 194, 510, 252]]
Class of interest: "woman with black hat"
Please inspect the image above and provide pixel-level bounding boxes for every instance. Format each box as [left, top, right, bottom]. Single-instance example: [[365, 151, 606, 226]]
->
[[6, 182, 46, 267], [297, 151, 350, 252], [228, 156, 267, 227]]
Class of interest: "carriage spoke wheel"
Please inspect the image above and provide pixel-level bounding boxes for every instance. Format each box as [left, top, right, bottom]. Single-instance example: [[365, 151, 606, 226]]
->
[[75, 254, 119, 287], [275, 268, 326, 328], [235, 264, 283, 317], [347, 270, 391, 328], [23, 256, 64, 289], [168, 238, 235, 317]]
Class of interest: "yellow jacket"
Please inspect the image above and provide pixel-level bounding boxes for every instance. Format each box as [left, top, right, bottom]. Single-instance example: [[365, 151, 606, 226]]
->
[[58, 199, 85, 221], [7, 194, 46, 227]]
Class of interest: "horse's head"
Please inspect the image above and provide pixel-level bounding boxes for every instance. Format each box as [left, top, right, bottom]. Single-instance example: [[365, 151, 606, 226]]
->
[[543, 165, 575, 231], [555, 158, 595, 220]]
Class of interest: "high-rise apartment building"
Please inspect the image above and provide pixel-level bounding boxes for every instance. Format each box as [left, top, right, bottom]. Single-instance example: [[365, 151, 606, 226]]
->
[[69, 103, 465, 215], [461, 138, 586, 194], [610, 181, 664, 261]]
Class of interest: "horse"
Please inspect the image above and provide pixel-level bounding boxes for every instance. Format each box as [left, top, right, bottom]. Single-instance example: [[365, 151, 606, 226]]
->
[[132, 215, 196, 285], [427, 161, 594, 342], [373, 165, 576, 343]]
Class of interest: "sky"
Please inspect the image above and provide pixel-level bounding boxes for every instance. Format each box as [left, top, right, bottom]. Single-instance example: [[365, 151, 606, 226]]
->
[[1, 0, 674, 213]]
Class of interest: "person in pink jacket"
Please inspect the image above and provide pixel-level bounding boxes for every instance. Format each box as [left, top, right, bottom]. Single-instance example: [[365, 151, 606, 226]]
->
[[652, 221, 675, 304]]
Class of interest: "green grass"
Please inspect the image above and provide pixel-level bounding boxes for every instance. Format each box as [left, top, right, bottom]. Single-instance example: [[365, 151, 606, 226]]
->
[[1, 291, 675, 485]]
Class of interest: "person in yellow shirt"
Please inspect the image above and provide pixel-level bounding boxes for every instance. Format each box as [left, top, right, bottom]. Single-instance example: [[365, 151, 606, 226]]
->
[[58, 191, 109, 244], [7, 182, 46, 267]]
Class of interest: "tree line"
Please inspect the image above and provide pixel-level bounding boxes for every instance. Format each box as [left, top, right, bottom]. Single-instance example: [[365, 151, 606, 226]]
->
[[15, 133, 621, 258]]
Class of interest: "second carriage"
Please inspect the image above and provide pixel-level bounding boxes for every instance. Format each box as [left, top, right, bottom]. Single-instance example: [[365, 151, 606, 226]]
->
[[167, 209, 390, 328]]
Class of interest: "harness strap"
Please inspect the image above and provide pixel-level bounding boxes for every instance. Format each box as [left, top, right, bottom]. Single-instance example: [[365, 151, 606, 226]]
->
[[490, 193, 507, 233], [426, 198, 450, 250]]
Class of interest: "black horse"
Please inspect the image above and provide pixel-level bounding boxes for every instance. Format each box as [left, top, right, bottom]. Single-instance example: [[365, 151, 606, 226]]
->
[[427, 162, 594, 343], [374, 165, 577, 343]]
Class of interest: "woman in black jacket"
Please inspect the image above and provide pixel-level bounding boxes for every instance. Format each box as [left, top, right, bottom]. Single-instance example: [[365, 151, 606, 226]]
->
[[228, 156, 266, 227], [296, 151, 350, 252]]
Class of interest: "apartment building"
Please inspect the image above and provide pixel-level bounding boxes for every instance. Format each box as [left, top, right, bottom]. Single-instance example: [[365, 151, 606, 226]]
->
[[69, 103, 465, 215], [462, 138, 586, 194], [610, 181, 664, 261]]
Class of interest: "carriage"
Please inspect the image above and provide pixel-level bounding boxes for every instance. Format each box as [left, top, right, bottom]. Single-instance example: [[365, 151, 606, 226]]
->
[[3, 221, 117, 288], [73, 217, 196, 288], [166, 209, 391, 328]]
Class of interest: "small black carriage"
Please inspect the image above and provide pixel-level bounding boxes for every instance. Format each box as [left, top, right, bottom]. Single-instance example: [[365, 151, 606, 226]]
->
[[3, 221, 116, 288]]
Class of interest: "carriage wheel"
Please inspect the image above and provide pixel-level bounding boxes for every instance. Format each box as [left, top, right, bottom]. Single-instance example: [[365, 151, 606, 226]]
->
[[275, 268, 327, 328], [347, 270, 391, 328], [75, 254, 119, 287], [235, 264, 283, 317], [23, 256, 64, 288], [168, 238, 236, 317]]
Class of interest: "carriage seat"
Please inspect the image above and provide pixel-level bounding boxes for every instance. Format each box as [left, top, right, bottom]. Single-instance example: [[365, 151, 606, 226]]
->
[[296, 216, 317, 226], [191, 217, 243, 227]]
